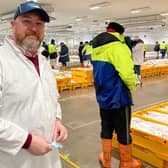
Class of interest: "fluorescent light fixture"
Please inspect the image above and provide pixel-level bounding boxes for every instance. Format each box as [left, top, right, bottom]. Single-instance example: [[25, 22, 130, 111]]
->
[[130, 7, 150, 14], [76, 18, 82, 21], [160, 12, 168, 16], [90, 6, 100, 10], [89, 1, 111, 10], [131, 10, 141, 14]]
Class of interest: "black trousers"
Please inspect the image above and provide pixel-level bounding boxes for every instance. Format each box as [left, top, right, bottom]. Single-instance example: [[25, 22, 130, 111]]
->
[[100, 106, 132, 145]]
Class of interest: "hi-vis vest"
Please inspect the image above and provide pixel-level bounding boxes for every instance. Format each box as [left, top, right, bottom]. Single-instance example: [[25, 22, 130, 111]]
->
[[160, 42, 167, 50], [82, 44, 92, 55], [48, 44, 57, 54]]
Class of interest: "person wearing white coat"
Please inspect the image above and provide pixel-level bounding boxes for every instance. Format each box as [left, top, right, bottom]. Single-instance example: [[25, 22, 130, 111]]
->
[[132, 37, 145, 86], [0, 1, 68, 168]]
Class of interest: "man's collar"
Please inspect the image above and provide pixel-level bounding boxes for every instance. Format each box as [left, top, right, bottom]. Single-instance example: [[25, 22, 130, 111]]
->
[[6, 35, 38, 58]]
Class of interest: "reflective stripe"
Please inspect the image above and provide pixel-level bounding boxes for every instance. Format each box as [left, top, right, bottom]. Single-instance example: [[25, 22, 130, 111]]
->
[[60, 54, 68, 58]]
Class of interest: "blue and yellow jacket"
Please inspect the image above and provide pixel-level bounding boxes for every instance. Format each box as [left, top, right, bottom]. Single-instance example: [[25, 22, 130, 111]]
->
[[92, 32, 136, 109]]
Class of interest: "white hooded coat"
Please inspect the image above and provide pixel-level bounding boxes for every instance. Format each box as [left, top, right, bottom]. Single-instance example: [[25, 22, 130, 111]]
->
[[0, 38, 62, 168], [132, 42, 144, 65]]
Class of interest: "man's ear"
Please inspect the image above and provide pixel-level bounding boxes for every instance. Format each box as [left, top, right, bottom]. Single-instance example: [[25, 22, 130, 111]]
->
[[10, 20, 15, 26], [10, 20, 16, 32]]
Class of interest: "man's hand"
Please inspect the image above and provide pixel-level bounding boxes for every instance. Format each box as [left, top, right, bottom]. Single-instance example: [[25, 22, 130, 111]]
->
[[27, 134, 52, 155], [53, 120, 68, 142]]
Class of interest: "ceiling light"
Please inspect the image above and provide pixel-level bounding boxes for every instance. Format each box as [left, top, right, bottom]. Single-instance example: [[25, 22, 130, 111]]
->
[[75, 18, 82, 21], [131, 10, 141, 14], [160, 12, 168, 16], [89, 1, 111, 10], [90, 6, 100, 10], [130, 7, 150, 14]]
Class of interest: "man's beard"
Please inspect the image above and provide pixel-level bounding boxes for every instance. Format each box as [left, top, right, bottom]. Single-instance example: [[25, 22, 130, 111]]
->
[[21, 37, 41, 53]]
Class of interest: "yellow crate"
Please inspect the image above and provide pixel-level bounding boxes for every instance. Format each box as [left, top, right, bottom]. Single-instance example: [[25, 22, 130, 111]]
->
[[71, 79, 88, 90], [113, 102, 168, 168], [55, 75, 72, 92], [113, 133, 168, 168], [71, 67, 93, 86], [141, 64, 168, 78]]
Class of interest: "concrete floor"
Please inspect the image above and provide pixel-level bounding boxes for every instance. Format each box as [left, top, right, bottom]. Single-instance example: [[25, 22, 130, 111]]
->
[[58, 76, 168, 168]]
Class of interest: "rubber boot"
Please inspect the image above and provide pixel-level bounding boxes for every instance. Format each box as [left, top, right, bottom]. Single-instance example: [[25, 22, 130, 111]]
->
[[99, 139, 112, 168], [60, 66, 63, 71], [80, 63, 84, 67], [51, 65, 55, 69], [63, 66, 67, 71], [119, 144, 142, 168], [60, 66, 66, 71]]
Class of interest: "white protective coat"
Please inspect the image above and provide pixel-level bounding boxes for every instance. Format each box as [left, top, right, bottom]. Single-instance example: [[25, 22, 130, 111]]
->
[[132, 42, 144, 65], [0, 38, 62, 168]]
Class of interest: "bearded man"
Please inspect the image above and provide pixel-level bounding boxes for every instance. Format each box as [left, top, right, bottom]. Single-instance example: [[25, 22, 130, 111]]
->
[[0, 1, 68, 168]]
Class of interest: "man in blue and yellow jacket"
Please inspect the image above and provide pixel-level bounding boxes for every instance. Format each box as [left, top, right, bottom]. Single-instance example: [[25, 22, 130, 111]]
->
[[92, 22, 142, 168]]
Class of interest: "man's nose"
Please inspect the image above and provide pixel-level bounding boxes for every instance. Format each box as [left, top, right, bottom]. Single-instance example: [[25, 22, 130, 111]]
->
[[30, 24, 38, 31]]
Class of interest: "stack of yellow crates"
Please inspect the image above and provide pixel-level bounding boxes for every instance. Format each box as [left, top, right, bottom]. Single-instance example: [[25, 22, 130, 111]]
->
[[113, 102, 168, 167], [71, 67, 93, 90], [55, 73, 72, 92], [141, 62, 168, 78]]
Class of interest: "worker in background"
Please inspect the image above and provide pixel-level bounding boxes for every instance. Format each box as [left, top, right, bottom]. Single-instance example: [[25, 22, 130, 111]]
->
[[82, 41, 92, 67], [143, 43, 147, 60], [132, 37, 144, 86], [0, 1, 68, 168], [78, 41, 84, 67], [159, 41, 167, 59], [59, 42, 70, 71], [154, 41, 160, 59], [124, 36, 133, 52], [48, 39, 58, 68], [92, 22, 142, 168], [41, 41, 49, 59]]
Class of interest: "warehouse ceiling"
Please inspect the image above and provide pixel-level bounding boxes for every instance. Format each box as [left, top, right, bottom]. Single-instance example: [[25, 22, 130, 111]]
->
[[0, 0, 168, 42]]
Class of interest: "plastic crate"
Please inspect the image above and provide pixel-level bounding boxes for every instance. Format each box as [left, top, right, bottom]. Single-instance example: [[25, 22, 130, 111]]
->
[[71, 67, 93, 86], [55, 75, 72, 92], [141, 64, 168, 78], [112, 102, 168, 168]]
